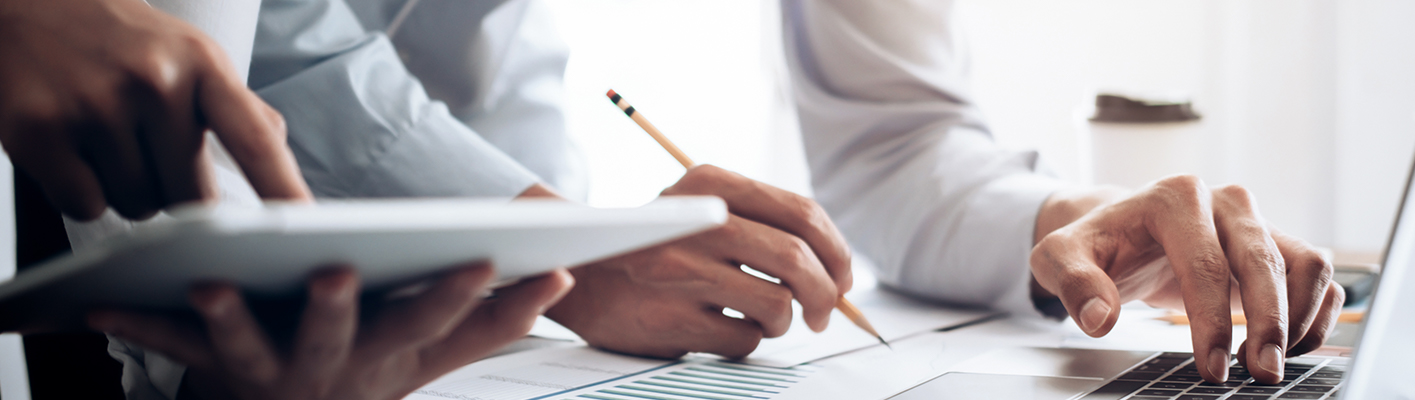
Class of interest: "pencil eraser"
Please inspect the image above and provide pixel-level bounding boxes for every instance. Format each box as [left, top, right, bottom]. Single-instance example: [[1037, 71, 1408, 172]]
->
[[606, 89, 617, 98]]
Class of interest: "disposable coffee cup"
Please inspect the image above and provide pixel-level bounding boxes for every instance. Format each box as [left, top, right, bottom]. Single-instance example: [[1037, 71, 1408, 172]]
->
[[1084, 93, 1204, 189]]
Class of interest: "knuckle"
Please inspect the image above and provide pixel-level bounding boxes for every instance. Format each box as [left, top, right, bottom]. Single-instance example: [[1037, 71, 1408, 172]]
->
[[778, 237, 813, 267], [1150, 175, 1208, 205], [1215, 184, 1254, 203], [1186, 251, 1231, 284], [1307, 256, 1335, 281], [1155, 174, 1205, 191], [125, 50, 182, 97], [1328, 282, 1346, 305], [1243, 243, 1285, 275], [762, 288, 793, 318]]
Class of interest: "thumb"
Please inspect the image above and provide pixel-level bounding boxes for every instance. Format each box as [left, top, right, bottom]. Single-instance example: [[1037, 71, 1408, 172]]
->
[[196, 66, 312, 202], [1031, 234, 1122, 337]]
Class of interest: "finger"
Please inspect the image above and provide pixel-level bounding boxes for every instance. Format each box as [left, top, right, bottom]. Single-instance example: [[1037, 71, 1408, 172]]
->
[[687, 309, 765, 359], [1210, 186, 1287, 384], [126, 57, 216, 209], [194, 55, 311, 202], [1144, 177, 1233, 383], [87, 310, 216, 370], [696, 267, 795, 338], [1029, 232, 1121, 337], [1289, 282, 1344, 356], [1269, 229, 1333, 352], [190, 284, 282, 385], [421, 269, 574, 372], [664, 165, 853, 293], [356, 263, 494, 361], [6, 125, 107, 220], [698, 216, 837, 332], [77, 92, 161, 220], [288, 268, 359, 397]]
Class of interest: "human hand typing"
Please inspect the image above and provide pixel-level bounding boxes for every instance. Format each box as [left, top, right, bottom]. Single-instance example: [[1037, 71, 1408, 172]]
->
[[531, 165, 853, 358], [0, 0, 310, 220], [1030, 175, 1344, 385], [87, 263, 572, 400]]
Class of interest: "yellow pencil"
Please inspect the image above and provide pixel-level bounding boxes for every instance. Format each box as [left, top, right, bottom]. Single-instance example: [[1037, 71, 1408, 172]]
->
[[606, 89, 890, 348]]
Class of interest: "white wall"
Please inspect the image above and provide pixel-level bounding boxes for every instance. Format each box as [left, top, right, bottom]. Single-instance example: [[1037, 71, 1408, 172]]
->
[[547, 0, 1415, 255], [960, 0, 1415, 255]]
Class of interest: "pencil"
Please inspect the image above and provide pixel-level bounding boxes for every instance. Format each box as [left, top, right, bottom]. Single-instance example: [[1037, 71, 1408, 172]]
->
[[1157, 311, 1365, 325], [606, 89, 891, 349]]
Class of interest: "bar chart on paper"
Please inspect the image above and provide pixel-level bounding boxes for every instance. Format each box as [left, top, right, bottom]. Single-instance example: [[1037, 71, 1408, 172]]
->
[[556, 360, 818, 400], [405, 347, 817, 400]]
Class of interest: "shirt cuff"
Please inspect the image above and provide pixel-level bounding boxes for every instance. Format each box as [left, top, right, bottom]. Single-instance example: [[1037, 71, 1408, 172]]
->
[[972, 173, 1072, 320]]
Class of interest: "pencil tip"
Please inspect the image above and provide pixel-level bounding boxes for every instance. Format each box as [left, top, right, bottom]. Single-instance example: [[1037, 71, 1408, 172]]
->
[[606, 89, 617, 98], [878, 336, 891, 350]]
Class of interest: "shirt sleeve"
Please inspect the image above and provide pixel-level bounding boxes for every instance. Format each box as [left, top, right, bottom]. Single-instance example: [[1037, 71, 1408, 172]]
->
[[781, 0, 1072, 318], [250, 0, 541, 199]]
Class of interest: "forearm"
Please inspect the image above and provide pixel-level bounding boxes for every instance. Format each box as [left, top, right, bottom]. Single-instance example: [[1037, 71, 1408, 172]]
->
[[252, 0, 541, 199]]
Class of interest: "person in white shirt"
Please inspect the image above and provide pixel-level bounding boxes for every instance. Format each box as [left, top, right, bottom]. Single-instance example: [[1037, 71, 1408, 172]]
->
[[781, 0, 1344, 385]]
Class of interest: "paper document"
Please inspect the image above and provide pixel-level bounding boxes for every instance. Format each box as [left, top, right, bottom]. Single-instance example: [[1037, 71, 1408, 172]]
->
[[407, 346, 818, 400], [743, 287, 1000, 367]]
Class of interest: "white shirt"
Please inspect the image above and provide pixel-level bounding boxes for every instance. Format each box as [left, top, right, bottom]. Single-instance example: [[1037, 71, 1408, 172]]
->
[[781, 0, 1070, 317]]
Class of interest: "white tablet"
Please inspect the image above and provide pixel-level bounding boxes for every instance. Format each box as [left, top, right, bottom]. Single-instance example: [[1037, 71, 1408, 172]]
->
[[0, 196, 727, 331]]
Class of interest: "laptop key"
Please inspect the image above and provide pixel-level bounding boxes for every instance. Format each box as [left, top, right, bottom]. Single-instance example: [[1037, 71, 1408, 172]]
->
[[1176, 396, 1219, 400], [1310, 372, 1343, 379], [1288, 385, 1335, 393], [1162, 375, 1203, 383], [1301, 378, 1342, 386], [1237, 387, 1281, 394], [1149, 382, 1191, 390], [1078, 380, 1148, 400], [1187, 387, 1235, 395], [1133, 365, 1171, 373], [1136, 389, 1183, 397], [1227, 395, 1273, 400], [1118, 371, 1163, 381], [1276, 392, 1324, 399]]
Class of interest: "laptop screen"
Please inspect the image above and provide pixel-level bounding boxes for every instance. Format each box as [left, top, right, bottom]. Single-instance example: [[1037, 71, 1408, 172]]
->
[[1342, 161, 1415, 398]]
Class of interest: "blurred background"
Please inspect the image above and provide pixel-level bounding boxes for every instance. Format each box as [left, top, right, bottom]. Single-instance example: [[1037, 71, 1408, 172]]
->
[[545, 0, 1415, 262]]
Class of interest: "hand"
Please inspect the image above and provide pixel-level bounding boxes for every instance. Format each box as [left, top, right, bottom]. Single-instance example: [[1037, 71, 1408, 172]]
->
[[0, 0, 311, 221], [533, 165, 853, 358], [1030, 175, 1345, 384], [87, 264, 573, 400]]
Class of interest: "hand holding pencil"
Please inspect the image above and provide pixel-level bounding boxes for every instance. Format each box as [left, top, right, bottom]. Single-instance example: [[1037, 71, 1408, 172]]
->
[[605, 89, 888, 347]]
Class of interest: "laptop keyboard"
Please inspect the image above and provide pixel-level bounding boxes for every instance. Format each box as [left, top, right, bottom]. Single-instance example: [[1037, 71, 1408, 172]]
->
[[1080, 352, 1346, 400]]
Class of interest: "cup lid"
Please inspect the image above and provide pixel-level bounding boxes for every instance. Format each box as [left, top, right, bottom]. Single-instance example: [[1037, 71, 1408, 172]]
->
[[1090, 93, 1201, 123]]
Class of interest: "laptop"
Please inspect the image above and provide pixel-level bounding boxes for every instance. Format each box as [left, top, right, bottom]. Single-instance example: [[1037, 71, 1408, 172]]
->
[[890, 160, 1415, 400]]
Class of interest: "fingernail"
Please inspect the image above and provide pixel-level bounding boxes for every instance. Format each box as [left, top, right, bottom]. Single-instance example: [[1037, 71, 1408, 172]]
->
[[1079, 297, 1111, 334], [1259, 344, 1284, 377], [1207, 348, 1231, 381]]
